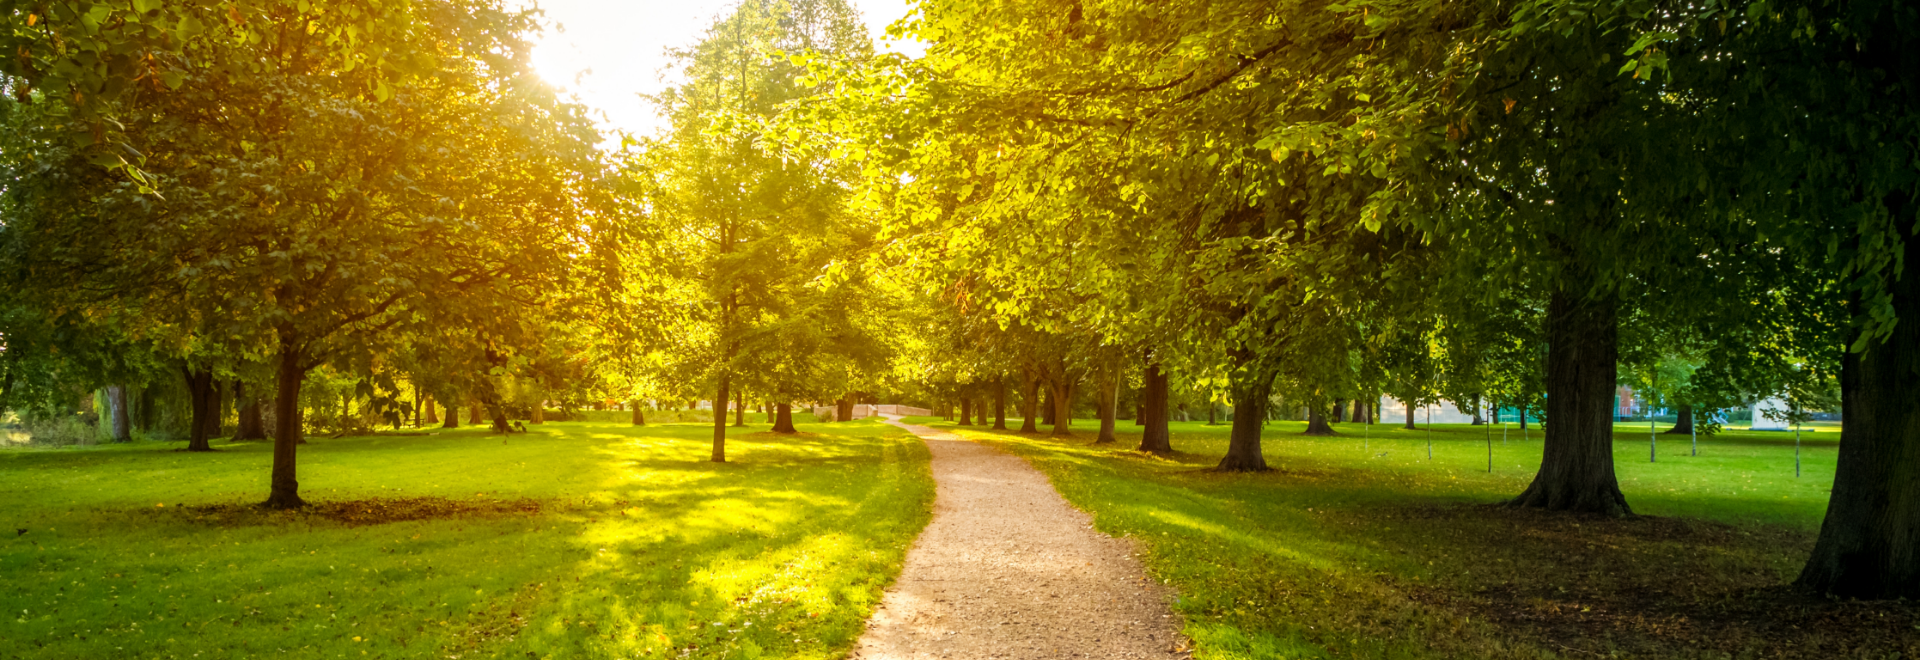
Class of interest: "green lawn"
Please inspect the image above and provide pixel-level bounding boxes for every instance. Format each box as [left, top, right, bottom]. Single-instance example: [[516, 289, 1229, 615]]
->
[[0, 417, 934, 660], [909, 415, 1917, 659]]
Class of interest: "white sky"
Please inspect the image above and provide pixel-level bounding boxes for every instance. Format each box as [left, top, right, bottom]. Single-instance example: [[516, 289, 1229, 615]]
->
[[519, 0, 924, 141]]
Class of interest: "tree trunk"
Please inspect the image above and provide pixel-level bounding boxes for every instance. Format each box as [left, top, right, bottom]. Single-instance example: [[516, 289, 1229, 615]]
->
[[733, 391, 745, 427], [483, 391, 511, 434], [836, 397, 854, 422], [712, 373, 730, 462], [422, 392, 438, 425], [1020, 372, 1040, 433], [993, 379, 1008, 430], [1797, 221, 1920, 598], [184, 367, 217, 452], [441, 395, 459, 429], [1471, 394, 1486, 425], [106, 385, 131, 442], [236, 381, 267, 440], [772, 403, 796, 433], [1050, 380, 1074, 437], [1041, 387, 1056, 426], [1510, 292, 1630, 516], [1138, 356, 1172, 453], [136, 385, 155, 432], [1304, 408, 1336, 435], [470, 404, 486, 426], [632, 400, 646, 425], [1520, 407, 1529, 429], [1331, 399, 1346, 423], [1207, 401, 1217, 425], [531, 402, 545, 424], [959, 397, 973, 426], [1095, 374, 1119, 444], [1214, 371, 1273, 472], [1663, 405, 1694, 434], [1404, 398, 1418, 430], [264, 337, 308, 509]]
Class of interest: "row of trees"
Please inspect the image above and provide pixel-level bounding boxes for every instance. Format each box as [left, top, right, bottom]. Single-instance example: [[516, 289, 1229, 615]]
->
[[796, 0, 1918, 598]]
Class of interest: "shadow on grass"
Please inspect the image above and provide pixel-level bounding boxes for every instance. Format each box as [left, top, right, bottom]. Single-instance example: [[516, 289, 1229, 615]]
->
[[939, 421, 1916, 659]]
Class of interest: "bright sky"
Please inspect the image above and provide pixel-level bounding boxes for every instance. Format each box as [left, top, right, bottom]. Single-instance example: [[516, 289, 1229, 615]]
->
[[519, 0, 925, 141]]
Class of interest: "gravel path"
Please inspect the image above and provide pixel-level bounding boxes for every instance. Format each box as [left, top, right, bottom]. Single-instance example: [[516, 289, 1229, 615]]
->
[[854, 417, 1187, 659]]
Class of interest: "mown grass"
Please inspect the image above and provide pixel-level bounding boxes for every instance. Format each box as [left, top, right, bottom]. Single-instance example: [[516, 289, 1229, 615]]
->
[[0, 417, 933, 660], [907, 415, 1919, 659]]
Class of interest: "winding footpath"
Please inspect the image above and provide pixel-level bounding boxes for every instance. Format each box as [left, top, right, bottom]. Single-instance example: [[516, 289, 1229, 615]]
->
[[854, 417, 1188, 659]]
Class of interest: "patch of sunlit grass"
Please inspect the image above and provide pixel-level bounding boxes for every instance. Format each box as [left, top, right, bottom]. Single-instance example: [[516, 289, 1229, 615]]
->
[[0, 418, 932, 659]]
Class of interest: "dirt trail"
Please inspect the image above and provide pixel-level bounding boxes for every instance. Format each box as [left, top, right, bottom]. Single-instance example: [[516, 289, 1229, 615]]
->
[[854, 417, 1186, 659]]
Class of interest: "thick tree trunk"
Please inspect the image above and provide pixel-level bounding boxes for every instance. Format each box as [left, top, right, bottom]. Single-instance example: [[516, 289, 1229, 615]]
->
[[441, 395, 459, 429], [1331, 399, 1346, 423], [1404, 399, 1418, 430], [1471, 394, 1486, 425], [1510, 292, 1630, 516], [1041, 387, 1057, 427], [1095, 375, 1119, 444], [1050, 380, 1074, 437], [959, 397, 973, 426], [1798, 222, 1920, 598], [1520, 407, 1529, 429], [422, 392, 438, 425], [632, 400, 646, 426], [1138, 357, 1172, 453], [531, 403, 545, 424], [136, 385, 154, 432], [1020, 372, 1040, 433], [712, 374, 731, 462], [836, 397, 854, 422], [264, 338, 308, 509], [484, 395, 511, 434], [993, 379, 1007, 430], [1304, 408, 1336, 435], [183, 367, 217, 452], [1353, 399, 1369, 425], [1663, 405, 1694, 434], [733, 391, 745, 427], [772, 403, 796, 433], [470, 404, 485, 426], [1214, 372, 1273, 472], [105, 385, 131, 442]]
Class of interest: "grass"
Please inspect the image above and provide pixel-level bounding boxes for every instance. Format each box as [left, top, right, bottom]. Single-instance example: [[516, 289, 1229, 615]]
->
[[907, 415, 1919, 659], [0, 416, 934, 660]]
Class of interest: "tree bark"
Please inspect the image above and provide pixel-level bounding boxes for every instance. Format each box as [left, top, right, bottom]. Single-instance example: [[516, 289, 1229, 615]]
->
[[441, 394, 459, 429], [1510, 292, 1631, 516], [1404, 398, 1418, 430], [1214, 371, 1273, 472], [469, 403, 486, 426], [1095, 373, 1119, 444], [732, 391, 745, 427], [993, 379, 1008, 430], [1304, 408, 1336, 435], [1663, 405, 1694, 434], [531, 402, 545, 424], [482, 388, 511, 434], [1331, 399, 1346, 423], [1471, 394, 1486, 425], [1138, 356, 1172, 453], [1050, 380, 1074, 437], [106, 385, 131, 442], [712, 373, 731, 462], [1019, 371, 1040, 433], [772, 403, 796, 433], [1797, 219, 1920, 598], [422, 392, 438, 425], [183, 367, 218, 452], [632, 400, 646, 426], [264, 336, 308, 509], [1041, 387, 1056, 427], [236, 381, 267, 440], [959, 397, 973, 426]]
